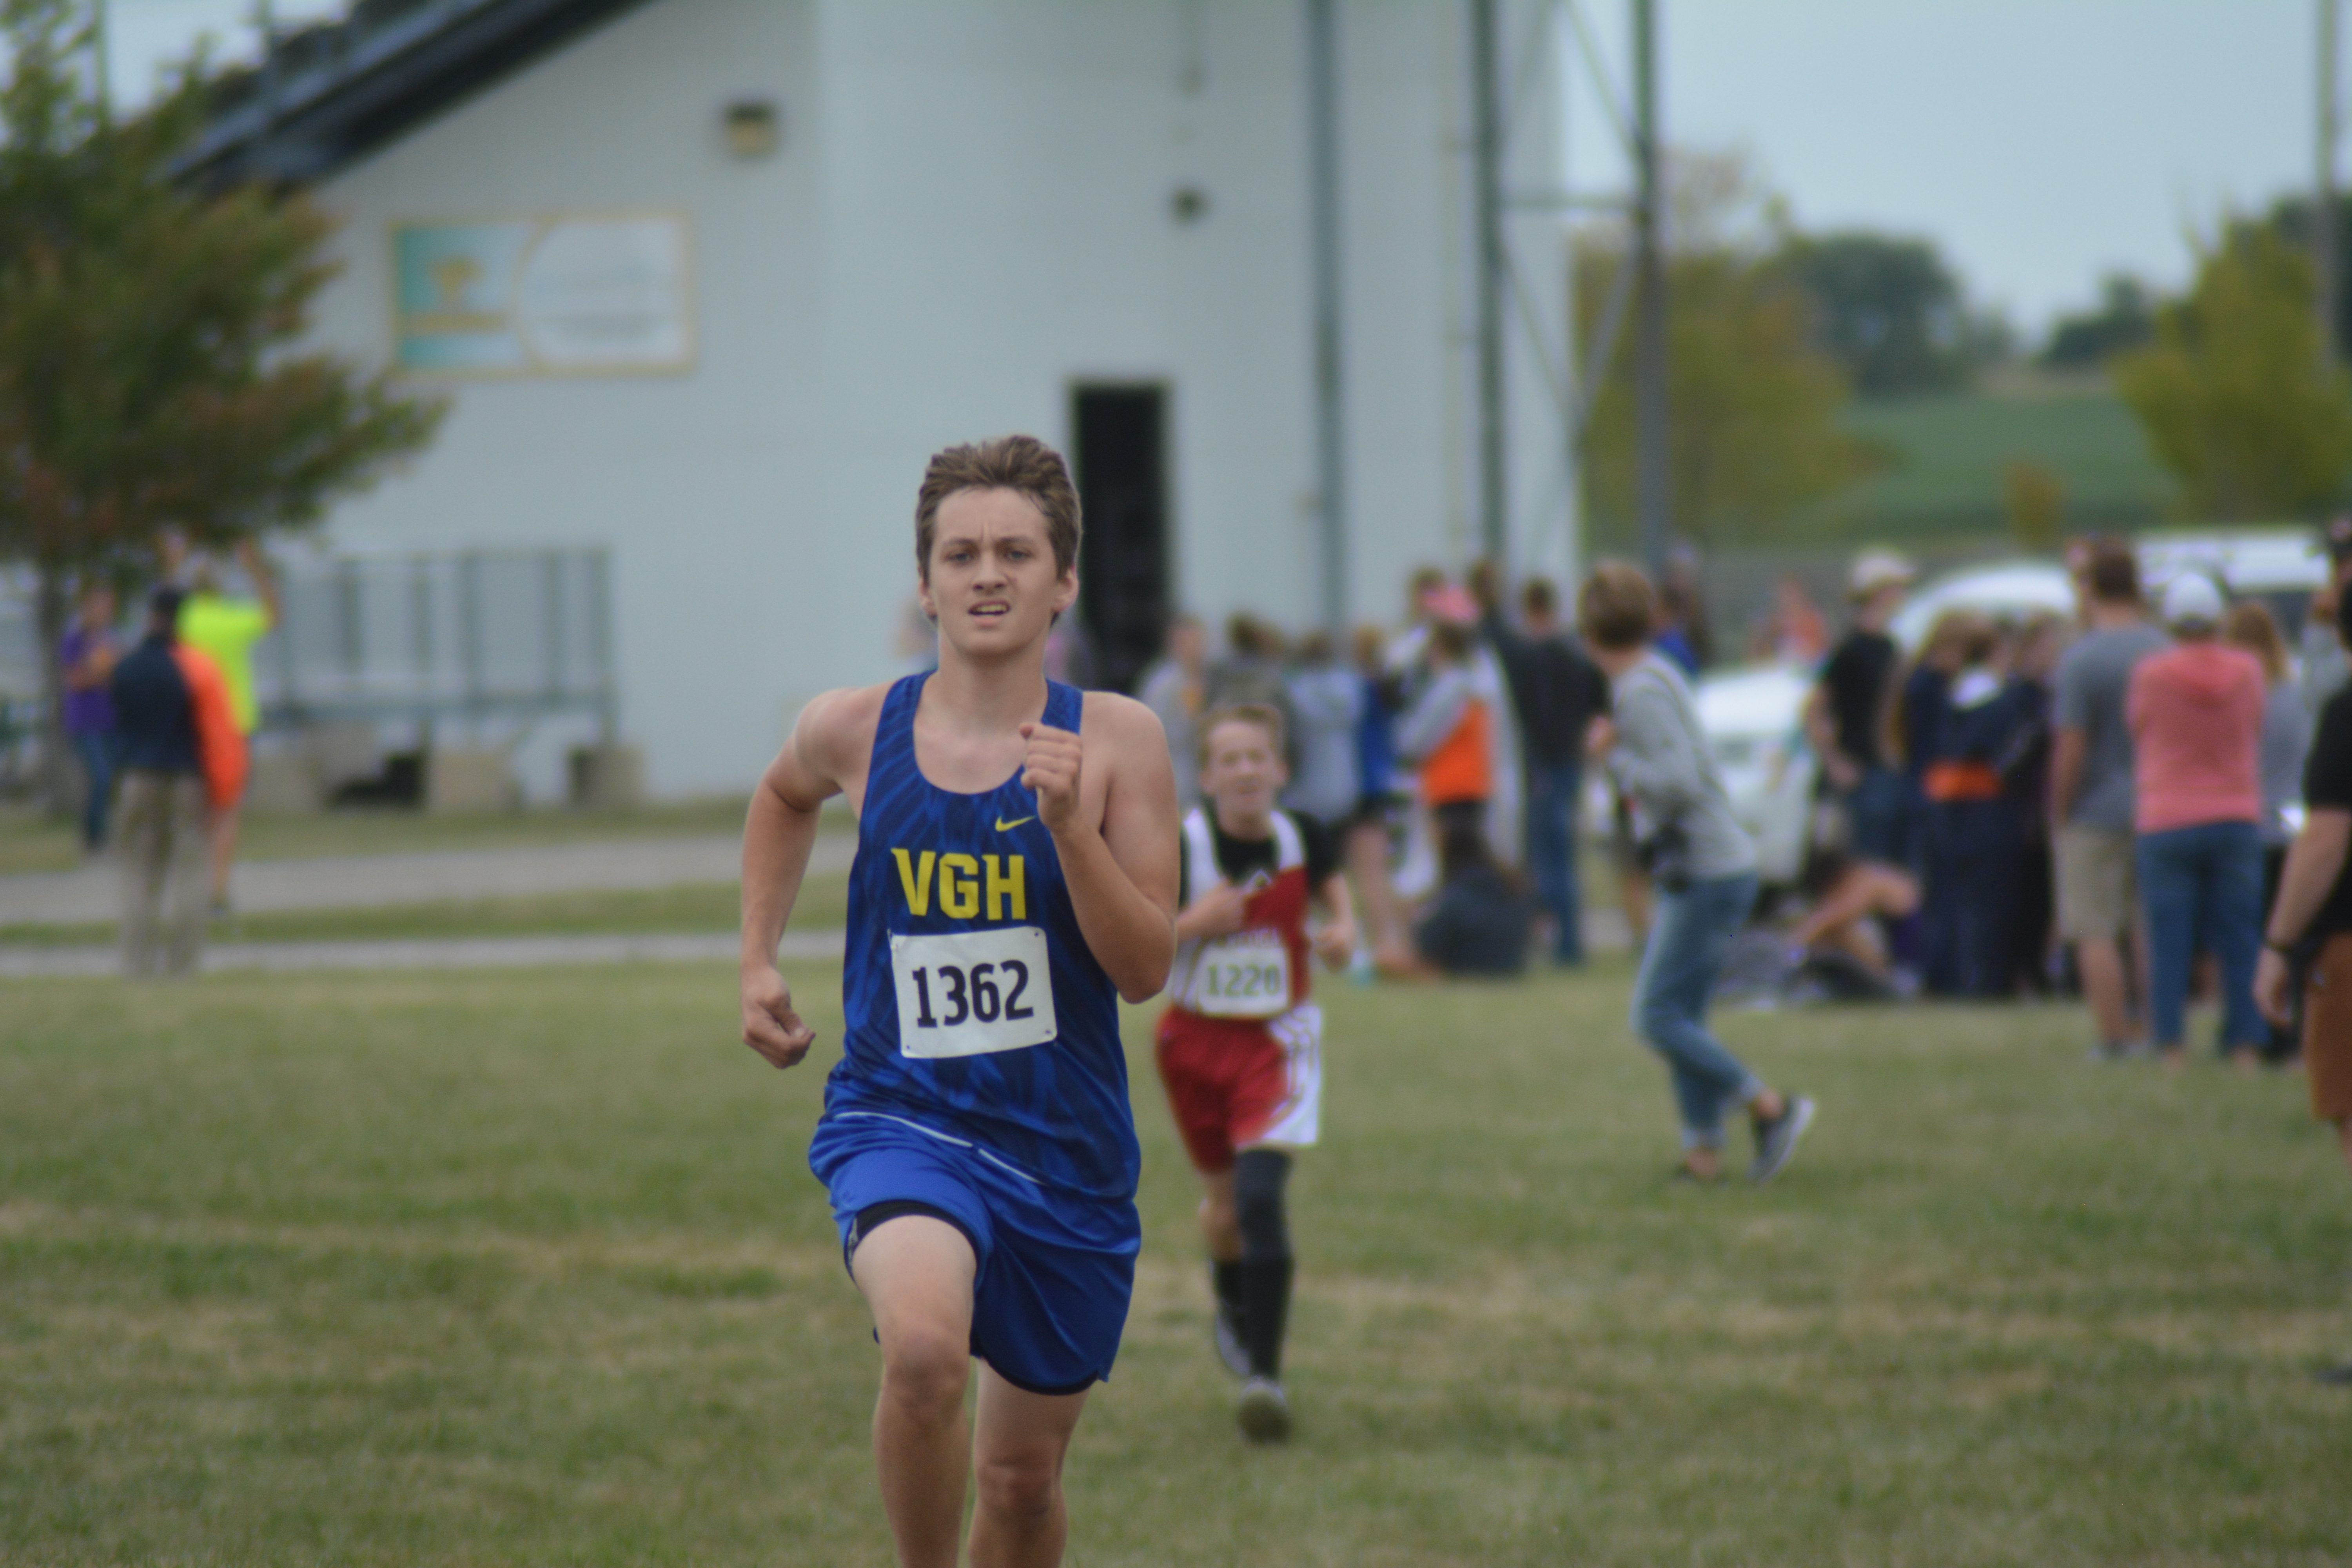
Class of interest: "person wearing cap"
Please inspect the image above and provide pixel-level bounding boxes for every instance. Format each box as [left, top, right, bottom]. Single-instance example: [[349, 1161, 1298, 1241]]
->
[[1806, 550, 1916, 867], [2127, 571, 2268, 1067], [2053, 539, 2171, 1060], [108, 586, 249, 978]]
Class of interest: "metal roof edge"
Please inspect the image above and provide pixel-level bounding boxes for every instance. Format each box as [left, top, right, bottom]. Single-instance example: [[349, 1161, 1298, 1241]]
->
[[182, 0, 653, 186]]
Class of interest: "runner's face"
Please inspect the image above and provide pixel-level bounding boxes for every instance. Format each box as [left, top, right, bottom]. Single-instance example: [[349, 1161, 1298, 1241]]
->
[[1200, 720, 1286, 824], [921, 488, 1075, 659]]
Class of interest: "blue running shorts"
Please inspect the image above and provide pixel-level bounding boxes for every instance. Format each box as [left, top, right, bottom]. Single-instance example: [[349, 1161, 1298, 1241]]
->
[[809, 1110, 1141, 1395]]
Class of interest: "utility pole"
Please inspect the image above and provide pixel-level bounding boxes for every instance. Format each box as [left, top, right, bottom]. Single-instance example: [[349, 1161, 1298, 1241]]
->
[[92, 0, 111, 122], [1632, 0, 1669, 575], [1307, 0, 1349, 634], [1471, 0, 1507, 568], [2322, 0, 2341, 362], [260, 0, 282, 120]]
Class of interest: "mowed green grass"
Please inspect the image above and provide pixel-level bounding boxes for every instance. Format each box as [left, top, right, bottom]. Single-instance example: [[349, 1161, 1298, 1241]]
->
[[3, 965, 2348, 1566], [1835, 385, 2174, 536]]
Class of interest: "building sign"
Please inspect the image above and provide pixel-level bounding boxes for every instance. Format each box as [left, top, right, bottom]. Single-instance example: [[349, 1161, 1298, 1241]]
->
[[392, 214, 693, 376]]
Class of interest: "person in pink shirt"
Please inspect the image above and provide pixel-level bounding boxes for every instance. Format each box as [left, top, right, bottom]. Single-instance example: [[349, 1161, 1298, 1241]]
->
[[2128, 572, 2269, 1067]]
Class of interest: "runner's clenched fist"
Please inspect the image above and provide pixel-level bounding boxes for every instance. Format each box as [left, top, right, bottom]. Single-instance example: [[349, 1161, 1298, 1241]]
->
[[1020, 721, 1093, 835]]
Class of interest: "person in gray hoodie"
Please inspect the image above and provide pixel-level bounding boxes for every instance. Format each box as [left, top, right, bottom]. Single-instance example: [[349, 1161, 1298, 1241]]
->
[[1578, 562, 1815, 1184]]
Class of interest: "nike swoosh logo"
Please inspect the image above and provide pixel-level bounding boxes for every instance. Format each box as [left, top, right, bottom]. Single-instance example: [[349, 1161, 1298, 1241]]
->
[[995, 816, 1034, 832]]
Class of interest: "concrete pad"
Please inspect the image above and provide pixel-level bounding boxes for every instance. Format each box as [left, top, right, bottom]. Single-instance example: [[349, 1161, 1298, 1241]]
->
[[0, 834, 855, 927], [0, 928, 846, 979]]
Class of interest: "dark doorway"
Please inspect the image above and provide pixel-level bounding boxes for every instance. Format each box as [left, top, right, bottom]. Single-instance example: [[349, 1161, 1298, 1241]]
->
[[1069, 384, 1171, 694]]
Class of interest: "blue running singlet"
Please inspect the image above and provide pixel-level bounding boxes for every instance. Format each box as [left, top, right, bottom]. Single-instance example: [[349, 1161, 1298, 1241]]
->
[[816, 675, 1138, 1201]]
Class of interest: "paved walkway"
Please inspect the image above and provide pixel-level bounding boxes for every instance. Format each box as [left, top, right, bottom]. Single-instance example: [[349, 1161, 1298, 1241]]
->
[[0, 929, 845, 979], [0, 826, 1631, 976], [0, 835, 856, 927], [0, 910, 1629, 979]]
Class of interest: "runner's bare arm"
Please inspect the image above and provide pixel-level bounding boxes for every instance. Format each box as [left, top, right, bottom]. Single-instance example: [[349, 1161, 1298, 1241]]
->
[[2258, 808, 2352, 1023], [1022, 693, 1180, 1002], [740, 686, 884, 1069], [2048, 726, 2086, 828], [1311, 871, 1357, 969], [1173, 881, 1249, 941]]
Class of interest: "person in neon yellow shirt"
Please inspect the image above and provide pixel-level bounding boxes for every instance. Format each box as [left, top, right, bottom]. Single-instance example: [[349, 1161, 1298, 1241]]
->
[[173, 539, 279, 909]]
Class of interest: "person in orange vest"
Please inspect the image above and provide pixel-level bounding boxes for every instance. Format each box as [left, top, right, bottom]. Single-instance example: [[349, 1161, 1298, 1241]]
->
[[1396, 619, 1492, 842], [1918, 613, 2037, 997], [107, 586, 248, 977]]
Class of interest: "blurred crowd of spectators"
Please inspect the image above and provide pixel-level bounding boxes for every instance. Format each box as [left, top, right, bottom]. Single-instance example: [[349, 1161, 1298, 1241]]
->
[[1131, 564, 1611, 982], [1799, 535, 2332, 1072]]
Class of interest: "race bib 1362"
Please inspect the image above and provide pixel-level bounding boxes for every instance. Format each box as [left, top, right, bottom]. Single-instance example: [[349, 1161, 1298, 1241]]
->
[[890, 926, 1058, 1058]]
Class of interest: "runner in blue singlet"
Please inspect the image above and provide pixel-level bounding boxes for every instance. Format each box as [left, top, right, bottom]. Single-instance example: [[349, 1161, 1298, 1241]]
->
[[739, 435, 1179, 1568]]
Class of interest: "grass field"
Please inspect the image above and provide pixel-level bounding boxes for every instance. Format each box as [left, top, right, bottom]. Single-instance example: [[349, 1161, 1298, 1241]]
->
[[4, 963, 2348, 1566], [1834, 384, 2174, 540]]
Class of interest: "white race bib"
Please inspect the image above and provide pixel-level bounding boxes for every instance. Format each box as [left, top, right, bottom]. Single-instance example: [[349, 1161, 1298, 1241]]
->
[[891, 927, 1058, 1058], [1191, 929, 1292, 1019]]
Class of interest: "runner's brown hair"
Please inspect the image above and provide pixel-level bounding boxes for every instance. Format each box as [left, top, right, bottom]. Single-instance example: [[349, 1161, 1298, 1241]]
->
[[914, 434, 1083, 581]]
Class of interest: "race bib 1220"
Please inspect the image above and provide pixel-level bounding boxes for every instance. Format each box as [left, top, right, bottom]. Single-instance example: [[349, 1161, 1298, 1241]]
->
[[890, 926, 1058, 1058], [1192, 929, 1292, 1019]]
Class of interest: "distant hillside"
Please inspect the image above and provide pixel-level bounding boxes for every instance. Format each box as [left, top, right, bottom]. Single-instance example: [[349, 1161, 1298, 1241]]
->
[[1823, 376, 2176, 543]]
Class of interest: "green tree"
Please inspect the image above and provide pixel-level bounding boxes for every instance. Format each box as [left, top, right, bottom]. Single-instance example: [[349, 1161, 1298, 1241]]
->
[[2112, 223, 2352, 521], [1773, 230, 1979, 398], [0, 0, 443, 804], [2040, 274, 2155, 369], [1577, 154, 1878, 551]]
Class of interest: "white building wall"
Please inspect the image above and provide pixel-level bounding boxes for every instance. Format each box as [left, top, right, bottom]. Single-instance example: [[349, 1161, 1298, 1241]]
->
[[308, 0, 824, 796], [300, 0, 1533, 797]]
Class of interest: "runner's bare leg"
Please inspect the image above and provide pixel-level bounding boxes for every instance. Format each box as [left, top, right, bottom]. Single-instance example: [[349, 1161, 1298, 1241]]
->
[[967, 1364, 1089, 1568], [853, 1217, 978, 1568], [1197, 1167, 1240, 1262]]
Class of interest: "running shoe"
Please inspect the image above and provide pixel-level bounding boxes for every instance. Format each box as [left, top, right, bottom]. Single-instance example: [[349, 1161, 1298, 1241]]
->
[[1748, 1096, 1816, 1184], [1212, 1305, 1250, 1379], [1237, 1377, 1292, 1443]]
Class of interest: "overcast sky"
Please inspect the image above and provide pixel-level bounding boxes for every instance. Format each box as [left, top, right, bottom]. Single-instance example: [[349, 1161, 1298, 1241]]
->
[[110, 0, 2323, 338]]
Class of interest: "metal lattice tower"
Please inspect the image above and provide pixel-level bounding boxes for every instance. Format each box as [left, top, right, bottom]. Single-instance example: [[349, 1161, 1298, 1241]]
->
[[1466, 0, 1664, 583]]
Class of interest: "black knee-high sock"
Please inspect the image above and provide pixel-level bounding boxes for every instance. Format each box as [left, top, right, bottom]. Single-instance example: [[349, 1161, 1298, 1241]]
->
[[1239, 1257, 1292, 1379], [1233, 1149, 1294, 1381], [1212, 1259, 1246, 1326]]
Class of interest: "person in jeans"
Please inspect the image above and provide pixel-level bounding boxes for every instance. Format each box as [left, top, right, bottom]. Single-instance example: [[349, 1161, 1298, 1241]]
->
[[1473, 564, 1607, 966], [1805, 550, 1913, 868], [109, 587, 247, 978], [58, 581, 122, 853], [2227, 601, 2312, 1062], [2127, 572, 2267, 1067], [1578, 561, 1815, 1185], [2053, 539, 2171, 1058]]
